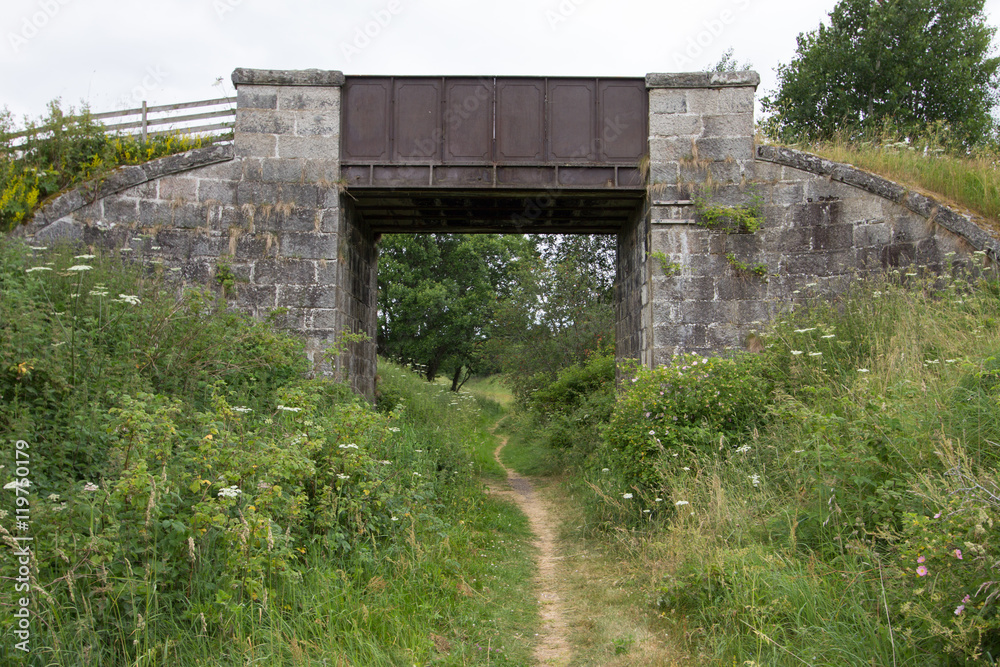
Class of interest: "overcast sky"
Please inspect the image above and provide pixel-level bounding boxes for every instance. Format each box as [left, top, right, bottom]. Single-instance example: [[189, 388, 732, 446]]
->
[[3, 0, 1000, 123]]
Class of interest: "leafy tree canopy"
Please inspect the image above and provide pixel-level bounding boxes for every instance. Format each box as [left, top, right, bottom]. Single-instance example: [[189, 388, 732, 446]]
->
[[486, 234, 617, 404], [760, 0, 1000, 145], [377, 233, 534, 390]]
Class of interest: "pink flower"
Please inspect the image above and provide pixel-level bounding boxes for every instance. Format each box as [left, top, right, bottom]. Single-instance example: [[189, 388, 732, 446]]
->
[[916, 565, 928, 577], [934, 512, 942, 519], [917, 555, 925, 563], [954, 549, 963, 560], [963, 595, 971, 603], [955, 605, 965, 615]]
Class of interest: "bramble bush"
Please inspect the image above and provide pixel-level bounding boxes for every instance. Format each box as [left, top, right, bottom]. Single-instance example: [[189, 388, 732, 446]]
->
[[889, 441, 1000, 662]]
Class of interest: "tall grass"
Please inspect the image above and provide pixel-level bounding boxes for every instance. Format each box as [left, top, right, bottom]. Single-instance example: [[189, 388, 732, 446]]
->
[[797, 137, 1000, 233], [0, 238, 537, 666], [509, 253, 1000, 664]]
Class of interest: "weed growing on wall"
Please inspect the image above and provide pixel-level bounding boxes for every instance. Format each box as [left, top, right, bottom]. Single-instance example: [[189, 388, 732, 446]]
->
[[0, 102, 215, 232]]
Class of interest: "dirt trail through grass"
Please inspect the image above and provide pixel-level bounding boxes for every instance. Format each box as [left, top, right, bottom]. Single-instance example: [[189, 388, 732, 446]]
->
[[489, 435, 572, 667]]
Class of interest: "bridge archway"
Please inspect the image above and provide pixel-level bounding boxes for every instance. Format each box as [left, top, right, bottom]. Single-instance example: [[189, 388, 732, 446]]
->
[[18, 68, 997, 399]]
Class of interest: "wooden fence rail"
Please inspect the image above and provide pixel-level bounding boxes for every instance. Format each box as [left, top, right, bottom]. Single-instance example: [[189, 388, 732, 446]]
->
[[7, 97, 236, 143]]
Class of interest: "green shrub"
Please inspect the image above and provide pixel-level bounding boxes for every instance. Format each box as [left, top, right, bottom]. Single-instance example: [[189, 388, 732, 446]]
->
[[600, 353, 772, 490], [0, 239, 535, 664]]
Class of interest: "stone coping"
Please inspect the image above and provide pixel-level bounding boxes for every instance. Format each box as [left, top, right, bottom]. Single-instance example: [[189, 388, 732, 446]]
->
[[646, 71, 760, 89], [232, 68, 346, 87], [757, 144, 1000, 257], [25, 144, 235, 229]]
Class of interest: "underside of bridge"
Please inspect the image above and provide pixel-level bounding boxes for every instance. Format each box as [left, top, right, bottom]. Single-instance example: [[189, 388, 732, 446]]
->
[[349, 189, 645, 234]]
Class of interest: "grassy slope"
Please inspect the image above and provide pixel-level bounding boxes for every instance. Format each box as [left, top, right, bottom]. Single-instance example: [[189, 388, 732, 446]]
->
[[0, 239, 537, 666], [795, 139, 1000, 236], [505, 257, 1000, 664]]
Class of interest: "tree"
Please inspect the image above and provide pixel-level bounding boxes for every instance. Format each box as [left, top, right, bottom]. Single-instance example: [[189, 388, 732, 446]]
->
[[377, 233, 533, 390], [761, 0, 1000, 145], [486, 234, 617, 404], [708, 48, 752, 73]]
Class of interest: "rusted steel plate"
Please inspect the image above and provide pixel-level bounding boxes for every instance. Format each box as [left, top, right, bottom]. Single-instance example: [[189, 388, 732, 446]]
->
[[432, 166, 493, 186], [548, 79, 596, 161], [558, 167, 615, 187], [372, 165, 431, 187], [444, 78, 494, 162], [599, 80, 647, 162], [393, 78, 442, 162], [342, 76, 648, 184], [495, 79, 545, 163], [342, 78, 390, 160], [496, 166, 556, 186]]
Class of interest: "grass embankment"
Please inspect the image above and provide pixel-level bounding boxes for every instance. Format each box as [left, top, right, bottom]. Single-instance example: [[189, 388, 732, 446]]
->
[[506, 256, 1000, 665], [0, 239, 536, 666], [793, 138, 1000, 234]]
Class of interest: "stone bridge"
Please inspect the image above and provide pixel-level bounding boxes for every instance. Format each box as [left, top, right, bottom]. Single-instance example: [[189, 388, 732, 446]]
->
[[18, 68, 1000, 398]]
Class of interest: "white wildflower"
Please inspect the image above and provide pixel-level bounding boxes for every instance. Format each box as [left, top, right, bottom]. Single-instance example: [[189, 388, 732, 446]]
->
[[821, 334, 835, 339], [336, 474, 350, 480], [217, 486, 241, 498], [749, 473, 761, 487], [338, 443, 359, 450], [809, 351, 823, 357], [66, 265, 92, 272], [29, 246, 47, 251], [25, 266, 52, 273], [622, 493, 633, 499], [857, 368, 870, 373], [413, 472, 422, 477], [602, 468, 610, 473], [655, 498, 663, 503], [232, 406, 252, 413], [388, 426, 401, 433], [277, 405, 301, 412], [74, 254, 96, 259], [791, 350, 803, 356], [3, 480, 28, 490], [675, 500, 689, 507], [794, 328, 817, 333], [83, 482, 99, 492], [47, 493, 60, 502], [116, 294, 141, 305], [735, 444, 752, 453]]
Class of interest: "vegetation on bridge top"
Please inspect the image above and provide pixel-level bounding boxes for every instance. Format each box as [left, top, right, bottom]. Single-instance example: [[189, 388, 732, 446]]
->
[[0, 101, 221, 233]]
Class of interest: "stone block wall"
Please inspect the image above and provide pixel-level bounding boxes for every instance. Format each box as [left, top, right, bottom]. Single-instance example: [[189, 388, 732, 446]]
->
[[615, 203, 651, 368], [16, 68, 378, 397], [642, 144, 999, 363]]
